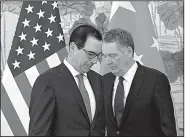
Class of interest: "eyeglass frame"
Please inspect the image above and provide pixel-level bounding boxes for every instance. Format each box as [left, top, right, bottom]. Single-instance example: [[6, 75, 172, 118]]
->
[[82, 49, 102, 60]]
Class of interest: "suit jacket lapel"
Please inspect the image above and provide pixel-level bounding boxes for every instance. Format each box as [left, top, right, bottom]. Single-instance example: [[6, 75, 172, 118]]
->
[[105, 73, 117, 128], [119, 62, 145, 128], [87, 71, 100, 127], [58, 63, 90, 124]]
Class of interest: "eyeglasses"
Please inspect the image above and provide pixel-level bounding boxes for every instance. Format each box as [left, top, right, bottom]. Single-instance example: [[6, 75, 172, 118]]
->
[[82, 49, 102, 60]]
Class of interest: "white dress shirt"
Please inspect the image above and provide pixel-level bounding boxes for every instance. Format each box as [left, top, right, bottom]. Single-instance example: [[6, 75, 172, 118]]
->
[[63, 58, 96, 120], [112, 62, 138, 115]]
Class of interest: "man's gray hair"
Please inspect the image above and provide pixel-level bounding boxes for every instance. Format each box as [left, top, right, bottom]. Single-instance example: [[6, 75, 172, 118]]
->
[[103, 28, 135, 53]]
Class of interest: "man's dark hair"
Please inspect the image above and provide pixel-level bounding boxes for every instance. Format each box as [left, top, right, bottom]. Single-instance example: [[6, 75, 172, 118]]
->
[[69, 25, 102, 49], [103, 28, 135, 53]]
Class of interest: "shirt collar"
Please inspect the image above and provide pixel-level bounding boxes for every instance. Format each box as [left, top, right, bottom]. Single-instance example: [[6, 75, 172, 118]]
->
[[63, 58, 87, 77], [116, 61, 138, 82]]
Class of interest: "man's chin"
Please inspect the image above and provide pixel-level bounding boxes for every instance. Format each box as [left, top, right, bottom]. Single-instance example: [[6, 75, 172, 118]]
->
[[81, 67, 90, 73], [112, 72, 119, 75], [111, 69, 120, 75]]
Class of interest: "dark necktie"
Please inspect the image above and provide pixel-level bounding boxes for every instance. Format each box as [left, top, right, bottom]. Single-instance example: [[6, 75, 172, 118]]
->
[[114, 77, 125, 127], [76, 74, 92, 123]]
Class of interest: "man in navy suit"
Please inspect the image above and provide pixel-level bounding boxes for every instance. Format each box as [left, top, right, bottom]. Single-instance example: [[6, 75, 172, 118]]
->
[[29, 25, 105, 136], [102, 28, 177, 136]]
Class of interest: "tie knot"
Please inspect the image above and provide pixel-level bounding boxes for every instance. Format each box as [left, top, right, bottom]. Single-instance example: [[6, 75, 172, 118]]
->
[[119, 77, 124, 82], [76, 74, 84, 82]]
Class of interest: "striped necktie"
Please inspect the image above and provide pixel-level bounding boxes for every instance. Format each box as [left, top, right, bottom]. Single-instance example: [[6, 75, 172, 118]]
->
[[76, 74, 92, 123]]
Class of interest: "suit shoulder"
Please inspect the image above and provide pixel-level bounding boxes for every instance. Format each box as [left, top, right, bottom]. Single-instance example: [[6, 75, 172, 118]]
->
[[34, 64, 61, 85], [89, 70, 102, 78], [39, 64, 61, 78], [143, 65, 167, 78], [102, 72, 114, 79]]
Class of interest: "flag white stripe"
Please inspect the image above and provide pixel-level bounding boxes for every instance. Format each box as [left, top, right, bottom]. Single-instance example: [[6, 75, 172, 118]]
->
[[25, 65, 40, 87], [2, 65, 29, 134], [1, 84, 27, 136], [46, 53, 61, 68], [1, 110, 14, 136]]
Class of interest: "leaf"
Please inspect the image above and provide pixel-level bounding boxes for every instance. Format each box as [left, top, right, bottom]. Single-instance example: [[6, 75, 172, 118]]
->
[[95, 13, 105, 31], [173, 49, 184, 75], [9, 2, 22, 14], [96, 13, 107, 25], [68, 17, 96, 36], [157, 1, 183, 30], [1, 1, 22, 14], [103, 19, 110, 33], [1, 2, 8, 12], [160, 49, 184, 83], [103, 1, 112, 12], [95, 13, 109, 34], [58, 1, 95, 17]]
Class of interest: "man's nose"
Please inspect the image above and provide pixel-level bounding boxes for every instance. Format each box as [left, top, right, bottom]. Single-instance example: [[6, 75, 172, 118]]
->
[[91, 56, 98, 64]]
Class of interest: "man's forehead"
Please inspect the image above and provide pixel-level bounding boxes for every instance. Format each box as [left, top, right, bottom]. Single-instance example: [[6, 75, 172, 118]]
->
[[102, 42, 118, 53], [84, 36, 102, 51]]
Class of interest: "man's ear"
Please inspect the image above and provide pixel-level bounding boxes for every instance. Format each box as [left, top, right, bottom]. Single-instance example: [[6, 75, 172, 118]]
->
[[69, 42, 77, 53], [127, 46, 133, 57]]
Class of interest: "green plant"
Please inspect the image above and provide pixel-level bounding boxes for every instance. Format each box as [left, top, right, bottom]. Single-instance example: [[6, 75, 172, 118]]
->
[[157, 1, 183, 83]]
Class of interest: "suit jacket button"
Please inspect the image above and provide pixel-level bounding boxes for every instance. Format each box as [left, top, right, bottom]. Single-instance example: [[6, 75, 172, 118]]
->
[[116, 131, 120, 134]]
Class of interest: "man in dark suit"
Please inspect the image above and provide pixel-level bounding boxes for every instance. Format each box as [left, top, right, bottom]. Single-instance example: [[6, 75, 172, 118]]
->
[[28, 25, 105, 136], [102, 28, 177, 136]]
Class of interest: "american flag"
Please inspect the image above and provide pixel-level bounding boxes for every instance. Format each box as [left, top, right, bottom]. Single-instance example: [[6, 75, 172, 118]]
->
[[1, 1, 67, 136]]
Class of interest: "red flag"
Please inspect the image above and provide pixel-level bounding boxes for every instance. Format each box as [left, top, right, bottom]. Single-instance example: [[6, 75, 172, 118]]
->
[[100, 1, 166, 75], [100, 2, 179, 135]]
